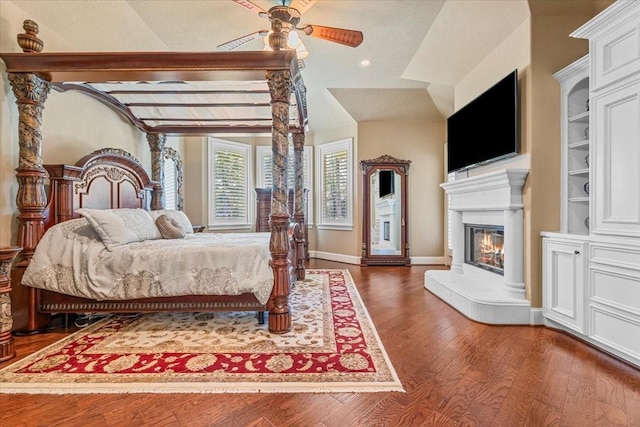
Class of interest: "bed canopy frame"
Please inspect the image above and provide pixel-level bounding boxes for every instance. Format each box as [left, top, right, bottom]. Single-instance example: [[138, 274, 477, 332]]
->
[[0, 20, 309, 337]]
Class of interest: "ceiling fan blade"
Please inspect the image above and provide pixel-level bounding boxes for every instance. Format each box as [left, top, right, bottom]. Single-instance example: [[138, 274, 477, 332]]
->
[[289, 0, 317, 15], [217, 30, 268, 51], [232, 0, 267, 15], [300, 25, 363, 47]]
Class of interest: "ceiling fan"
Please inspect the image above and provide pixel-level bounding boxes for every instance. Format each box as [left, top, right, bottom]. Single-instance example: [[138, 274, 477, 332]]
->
[[217, 0, 364, 57]]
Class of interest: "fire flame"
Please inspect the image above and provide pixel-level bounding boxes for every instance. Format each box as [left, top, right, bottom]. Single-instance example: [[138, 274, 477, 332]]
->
[[478, 231, 504, 268]]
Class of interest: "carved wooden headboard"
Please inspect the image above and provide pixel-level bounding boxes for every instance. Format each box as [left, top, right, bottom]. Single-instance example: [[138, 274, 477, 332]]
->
[[43, 148, 157, 231]]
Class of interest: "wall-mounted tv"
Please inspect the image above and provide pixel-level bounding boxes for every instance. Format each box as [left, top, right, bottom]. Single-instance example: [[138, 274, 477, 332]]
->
[[447, 70, 519, 173], [379, 170, 394, 198]]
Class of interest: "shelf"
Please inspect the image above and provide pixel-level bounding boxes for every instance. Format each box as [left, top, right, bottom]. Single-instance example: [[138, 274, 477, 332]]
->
[[569, 168, 589, 176], [556, 57, 590, 235], [569, 111, 589, 122], [569, 140, 589, 149]]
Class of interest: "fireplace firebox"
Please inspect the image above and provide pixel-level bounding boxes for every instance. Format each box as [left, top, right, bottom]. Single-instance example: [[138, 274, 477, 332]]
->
[[465, 224, 505, 275]]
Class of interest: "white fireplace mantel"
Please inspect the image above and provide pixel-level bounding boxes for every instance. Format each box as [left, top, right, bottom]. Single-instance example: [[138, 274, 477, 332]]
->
[[425, 168, 541, 325], [441, 168, 528, 211]]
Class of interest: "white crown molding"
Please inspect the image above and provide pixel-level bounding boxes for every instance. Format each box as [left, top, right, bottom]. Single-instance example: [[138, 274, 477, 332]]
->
[[571, 0, 640, 40], [553, 54, 589, 80]]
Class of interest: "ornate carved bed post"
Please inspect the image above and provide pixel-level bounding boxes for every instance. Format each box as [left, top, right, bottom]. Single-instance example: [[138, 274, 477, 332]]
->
[[9, 21, 51, 267], [164, 147, 184, 211], [292, 132, 306, 279], [147, 133, 166, 210], [266, 64, 292, 334]]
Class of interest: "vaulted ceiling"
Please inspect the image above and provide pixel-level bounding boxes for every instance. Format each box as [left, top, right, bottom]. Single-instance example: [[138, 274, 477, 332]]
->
[[1, 0, 535, 133]]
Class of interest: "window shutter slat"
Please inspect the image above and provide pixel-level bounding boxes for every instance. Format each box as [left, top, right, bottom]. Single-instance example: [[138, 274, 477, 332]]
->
[[322, 148, 349, 221], [163, 158, 177, 210], [210, 140, 250, 224]]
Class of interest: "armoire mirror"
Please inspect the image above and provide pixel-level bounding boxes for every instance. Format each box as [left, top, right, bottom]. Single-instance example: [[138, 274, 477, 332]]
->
[[360, 155, 411, 266]]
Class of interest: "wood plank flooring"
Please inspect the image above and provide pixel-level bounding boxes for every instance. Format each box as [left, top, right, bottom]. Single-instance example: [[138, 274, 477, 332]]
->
[[1, 260, 639, 426]]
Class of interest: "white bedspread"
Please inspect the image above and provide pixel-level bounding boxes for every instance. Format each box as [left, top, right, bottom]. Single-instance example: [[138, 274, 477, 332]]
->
[[22, 218, 274, 304]]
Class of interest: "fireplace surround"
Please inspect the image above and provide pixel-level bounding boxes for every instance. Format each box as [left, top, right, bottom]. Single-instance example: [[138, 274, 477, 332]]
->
[[425, 168, 541, 325]]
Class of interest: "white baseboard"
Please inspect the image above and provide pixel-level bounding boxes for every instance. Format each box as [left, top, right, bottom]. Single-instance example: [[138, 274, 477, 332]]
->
[[309, 252, 446, 266], [309, 251, 361, 265], [529, 308, 544, 325], [411, 256, 445, 265]]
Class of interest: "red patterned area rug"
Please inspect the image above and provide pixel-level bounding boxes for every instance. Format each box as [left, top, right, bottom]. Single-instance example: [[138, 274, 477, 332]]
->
[[0, 269, 403, 394]]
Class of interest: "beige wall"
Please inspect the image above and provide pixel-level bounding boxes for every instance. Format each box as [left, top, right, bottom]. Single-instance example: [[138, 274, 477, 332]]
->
[[311, 124, 359, 259], [182, 136, 208, 227], [0, 2, 152, 247], [358, 119, 445, 259]]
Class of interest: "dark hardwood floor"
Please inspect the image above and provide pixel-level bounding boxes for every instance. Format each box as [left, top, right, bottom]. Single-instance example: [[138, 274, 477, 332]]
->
[[1, 259, 639, 426]]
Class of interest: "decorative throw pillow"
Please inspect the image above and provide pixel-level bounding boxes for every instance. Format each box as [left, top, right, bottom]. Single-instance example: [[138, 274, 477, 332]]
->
[[148, 209, 194, 234], [155, 215, 186, 239], [76, 208, 162, 251]]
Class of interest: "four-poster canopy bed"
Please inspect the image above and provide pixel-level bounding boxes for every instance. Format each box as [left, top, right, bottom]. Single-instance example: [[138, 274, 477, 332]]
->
[[0, 19, 310, 359]]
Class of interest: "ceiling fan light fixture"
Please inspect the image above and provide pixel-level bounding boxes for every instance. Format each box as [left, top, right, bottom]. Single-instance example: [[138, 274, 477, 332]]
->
[[296, 42, 309, 60], [287, 30, 301, 48]]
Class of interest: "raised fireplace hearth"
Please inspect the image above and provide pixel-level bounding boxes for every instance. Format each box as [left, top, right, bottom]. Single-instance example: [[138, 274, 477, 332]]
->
[[425, 168, 540, 325]]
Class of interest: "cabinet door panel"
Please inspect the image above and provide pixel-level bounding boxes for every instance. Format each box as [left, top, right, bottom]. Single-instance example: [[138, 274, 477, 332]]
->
[[543, 239, 586, 333], [593, 81, 640, 237], [591, 15, 640, 91]]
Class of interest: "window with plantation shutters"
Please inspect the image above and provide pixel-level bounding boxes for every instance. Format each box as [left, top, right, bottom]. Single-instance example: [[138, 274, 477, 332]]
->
[[207, 137, 252, 229], [317, 138, 353, 229], [163, 157, 177, 210], [256, 145, 313, 224]]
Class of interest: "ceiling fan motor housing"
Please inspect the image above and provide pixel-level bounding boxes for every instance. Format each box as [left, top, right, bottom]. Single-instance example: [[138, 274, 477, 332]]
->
[[268, 5, 301, 27]]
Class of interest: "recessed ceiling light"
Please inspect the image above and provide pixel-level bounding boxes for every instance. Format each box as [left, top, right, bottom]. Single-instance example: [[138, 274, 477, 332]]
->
[[359, 59, 371, 67]]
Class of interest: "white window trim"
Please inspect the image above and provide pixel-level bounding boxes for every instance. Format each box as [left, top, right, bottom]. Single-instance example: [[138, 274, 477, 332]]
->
[[207, 137, 252, 230], [447, 171, 455, 251], [316, 137, 353, 230], [256, 145, 314, 225], [163, 157, 177, 210]]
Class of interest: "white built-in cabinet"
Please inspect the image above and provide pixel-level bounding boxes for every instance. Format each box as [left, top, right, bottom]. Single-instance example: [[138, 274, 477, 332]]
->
[[542, 0, 640, 368], [542, 235, 587, 334]]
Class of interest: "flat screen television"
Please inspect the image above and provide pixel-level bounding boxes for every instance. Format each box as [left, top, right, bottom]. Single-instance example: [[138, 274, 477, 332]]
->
[[379, 170, 394, 198], [447, 70, 519, 172]]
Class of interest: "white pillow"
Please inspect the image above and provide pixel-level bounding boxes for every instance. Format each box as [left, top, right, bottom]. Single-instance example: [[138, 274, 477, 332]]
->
[[148, 209, 194, 234], [76, 208, 162, 251]]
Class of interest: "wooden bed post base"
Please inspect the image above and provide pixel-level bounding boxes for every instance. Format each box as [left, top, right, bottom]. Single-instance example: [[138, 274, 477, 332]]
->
[[268, 213, 291, 334], [268, 297, 291, 334], [26, 288, 50, 333], [0, 247, 22, 361]]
